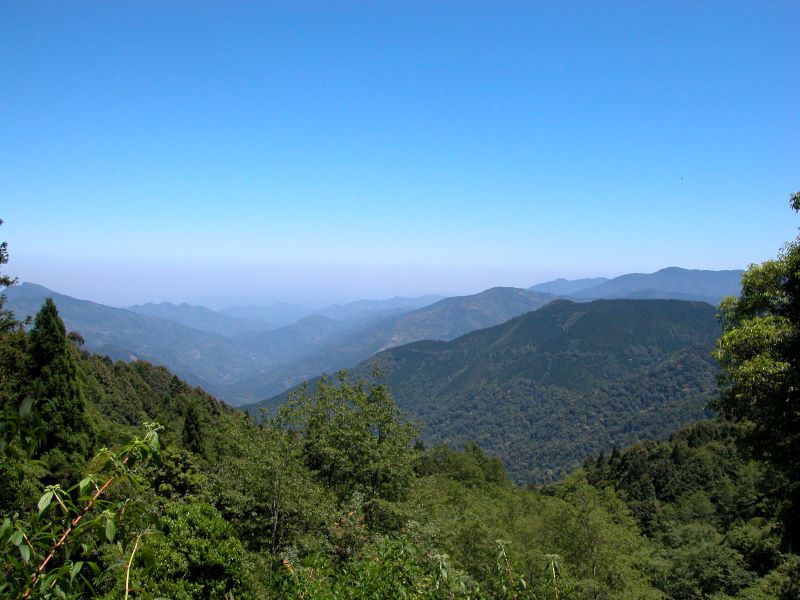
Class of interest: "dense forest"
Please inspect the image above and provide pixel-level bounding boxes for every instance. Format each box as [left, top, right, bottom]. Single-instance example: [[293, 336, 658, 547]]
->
[[331, 298, 720, 482], [1, 194, 800, 598]]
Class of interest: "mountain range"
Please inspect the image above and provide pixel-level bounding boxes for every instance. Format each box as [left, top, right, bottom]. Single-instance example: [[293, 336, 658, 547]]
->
[[4, 283, 265, 401], [128, 301, 268, 336], [232, 286, 556, 400], [5, 267, 737, 407], [4, 284, 548, 404], [531, 267, 743, 304], [259, 299, 721, 482]]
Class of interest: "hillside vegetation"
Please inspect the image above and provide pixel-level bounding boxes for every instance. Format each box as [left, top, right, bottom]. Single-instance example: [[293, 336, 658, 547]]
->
[[1, 303, 796, 598], [238, 287, 556, 400], [264, 298, 721, 482], [1, 294, 669, 597]]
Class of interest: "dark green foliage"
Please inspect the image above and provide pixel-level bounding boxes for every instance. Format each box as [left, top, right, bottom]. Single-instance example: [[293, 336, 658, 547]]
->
[[410, 467, 662, 599], [182, 401, 204, 456], [0, 325, 30, 457], [208, 419, 333, 555], [278, 374, 419, 531], [417, 441, 509, 487], [585, 418, 800, 598], [654, 522, 752, 599], [0, 230, 41, 516], [0, 422, 163, 599], [149, 446, 208, 500], [270, 537, 480, 599]]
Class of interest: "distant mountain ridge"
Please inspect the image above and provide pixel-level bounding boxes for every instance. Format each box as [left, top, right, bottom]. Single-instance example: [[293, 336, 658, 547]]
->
[[312, 294, 444, 322], [234, 314, 350, 365], [235, 287, 556, 400], [531, 267, 743, 304], [529, 277, 610, 295], [5, 283, 267, 401], [128, 301, 267, 336], [8, 269, 735, 410], [258, 298, 721, 483], [6, 283, 553, 405], [218, 294, 445, 329]]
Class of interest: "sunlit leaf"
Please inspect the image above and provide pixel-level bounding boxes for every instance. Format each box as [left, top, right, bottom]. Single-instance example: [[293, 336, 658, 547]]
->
[[38, 490, 54, 514], [105, 518, 116, 543]]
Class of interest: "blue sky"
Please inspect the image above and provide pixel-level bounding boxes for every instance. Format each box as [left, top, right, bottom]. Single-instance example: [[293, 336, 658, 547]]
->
[[1, 2, 798, 306]]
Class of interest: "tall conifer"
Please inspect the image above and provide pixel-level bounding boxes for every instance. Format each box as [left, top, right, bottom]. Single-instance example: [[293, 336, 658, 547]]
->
[[28, 298, 93, 462]]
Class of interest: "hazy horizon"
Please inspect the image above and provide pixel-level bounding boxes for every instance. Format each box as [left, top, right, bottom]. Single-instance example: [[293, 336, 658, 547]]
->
[[7, 259, 610, 308], [2, 3, 797, 307], [8, 262, 747, 310]]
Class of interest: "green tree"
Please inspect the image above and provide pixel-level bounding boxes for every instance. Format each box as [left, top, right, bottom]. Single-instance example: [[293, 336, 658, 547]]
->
[[27, 298, 95, 475], [714, 191, 800, 548], [0, 218, 24, 403], [210, 420, 334, 555], [279, 372, 419, 529]]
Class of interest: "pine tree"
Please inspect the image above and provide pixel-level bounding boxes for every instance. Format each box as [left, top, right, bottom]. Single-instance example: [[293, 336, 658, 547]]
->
[[28, 298, 94, 468]]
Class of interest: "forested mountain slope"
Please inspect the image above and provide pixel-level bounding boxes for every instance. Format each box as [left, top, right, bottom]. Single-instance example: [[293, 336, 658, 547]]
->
[[296, 298, 722, 482], [569, 267, 743, 303], [235, 286, 555, 399], [6, 283, 552, 405], [4, 283, 269, 401], [583, 419, 800, 598]]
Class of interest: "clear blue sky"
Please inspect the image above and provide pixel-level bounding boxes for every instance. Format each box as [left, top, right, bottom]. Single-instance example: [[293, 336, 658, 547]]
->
[[1, 2, 798, 307]]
